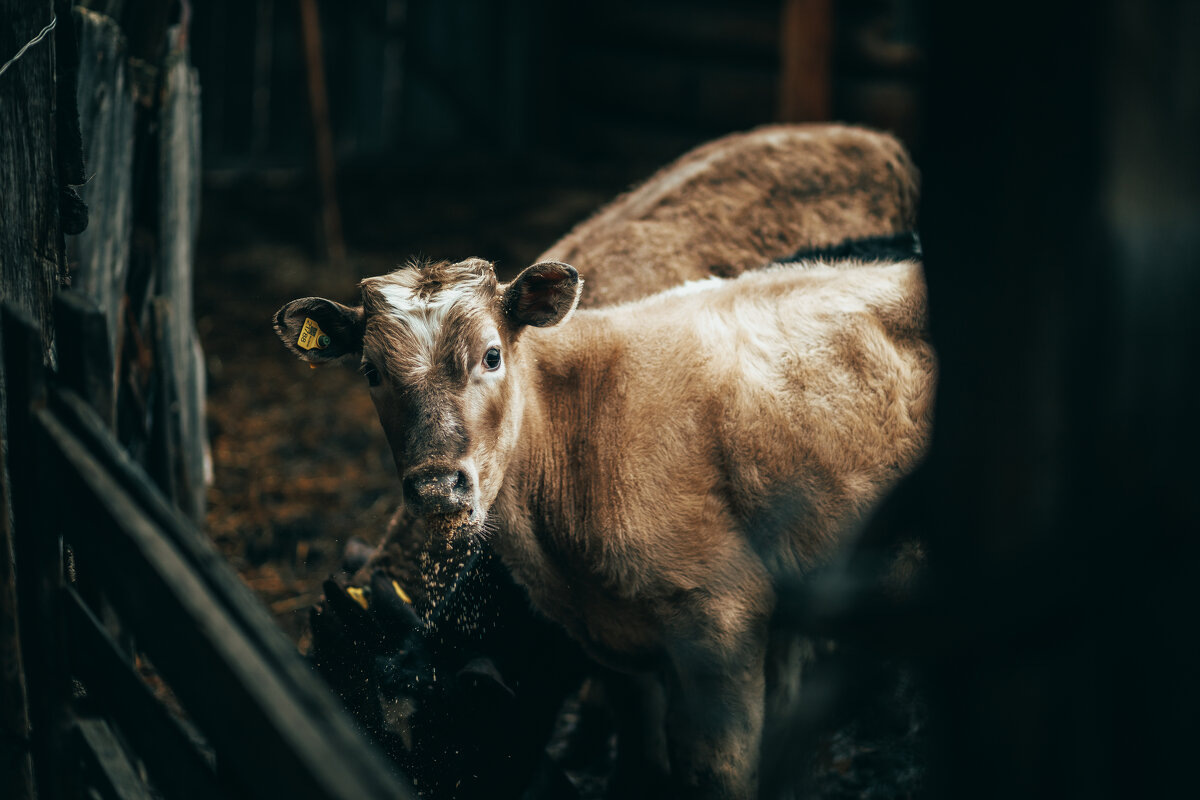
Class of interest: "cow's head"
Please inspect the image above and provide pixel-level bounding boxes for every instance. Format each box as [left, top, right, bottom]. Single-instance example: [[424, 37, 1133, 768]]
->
[[275, 258, 582, 537]]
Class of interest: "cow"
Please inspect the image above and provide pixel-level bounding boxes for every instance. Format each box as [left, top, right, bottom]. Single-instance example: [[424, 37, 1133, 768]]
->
[[275, 254, 934, 799], [310, 554, 587, 799], [298, 122, 920, 798], [346, 122, 920, 591]]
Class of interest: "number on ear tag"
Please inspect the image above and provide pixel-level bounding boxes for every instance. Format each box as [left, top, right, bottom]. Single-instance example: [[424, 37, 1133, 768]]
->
[[297, 317, 328, 350]]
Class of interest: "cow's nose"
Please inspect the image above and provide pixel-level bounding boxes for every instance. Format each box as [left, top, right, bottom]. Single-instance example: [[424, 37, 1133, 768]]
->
[[401, 467, 472, 516]]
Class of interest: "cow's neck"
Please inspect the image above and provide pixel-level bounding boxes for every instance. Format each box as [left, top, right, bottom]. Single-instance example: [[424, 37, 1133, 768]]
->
[[487, 317, 602, 601]]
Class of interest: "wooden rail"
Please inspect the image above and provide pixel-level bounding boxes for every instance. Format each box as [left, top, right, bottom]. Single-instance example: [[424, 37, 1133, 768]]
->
[[3, 297, 414, 799]]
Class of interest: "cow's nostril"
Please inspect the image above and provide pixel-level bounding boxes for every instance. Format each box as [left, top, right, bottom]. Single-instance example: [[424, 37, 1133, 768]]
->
[[402, 467, 472, 516]]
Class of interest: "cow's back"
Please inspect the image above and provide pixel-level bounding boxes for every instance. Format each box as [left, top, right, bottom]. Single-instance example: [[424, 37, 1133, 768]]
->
[[539, 124, 920, 309], [532, 261, 934, 592]]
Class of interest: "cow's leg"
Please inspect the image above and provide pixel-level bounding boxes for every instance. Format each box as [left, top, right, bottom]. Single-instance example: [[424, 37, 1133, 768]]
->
[[606, 670, 671, 799], [663, 610, 769, 800]]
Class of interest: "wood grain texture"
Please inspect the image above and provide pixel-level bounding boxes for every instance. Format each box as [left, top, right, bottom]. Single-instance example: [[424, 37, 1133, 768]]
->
[[157, 43, 209, 521], [0, 0, 62, 361], [0, 4, 62, 790], [40, 398, 415, 799], [68, 8, 134, 375]]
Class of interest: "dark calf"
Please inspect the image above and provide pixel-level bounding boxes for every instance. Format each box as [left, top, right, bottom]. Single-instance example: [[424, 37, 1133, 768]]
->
[[310, 547, 588, 799]]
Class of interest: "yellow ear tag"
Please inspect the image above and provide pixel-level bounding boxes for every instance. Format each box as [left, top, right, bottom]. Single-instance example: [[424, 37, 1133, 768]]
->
[[392, 580, 412, 604], [297, 317, 329, 351], [345, 586, 369, 610]]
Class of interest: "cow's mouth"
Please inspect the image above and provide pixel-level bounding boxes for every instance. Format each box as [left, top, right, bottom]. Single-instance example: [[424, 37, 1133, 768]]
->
[[424, 508, 482, 541]]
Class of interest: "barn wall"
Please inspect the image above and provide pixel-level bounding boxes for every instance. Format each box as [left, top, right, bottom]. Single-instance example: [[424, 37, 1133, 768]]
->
[[191, 0, 928, 175]]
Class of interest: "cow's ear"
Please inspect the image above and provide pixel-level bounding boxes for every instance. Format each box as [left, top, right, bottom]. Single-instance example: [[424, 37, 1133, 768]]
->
[[501, 261, 582, 328], [274, 297, 363, 363]]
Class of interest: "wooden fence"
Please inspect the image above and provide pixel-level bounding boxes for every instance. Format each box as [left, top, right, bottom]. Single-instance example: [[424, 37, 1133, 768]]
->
[[3, 297, 415, 798], [0, 3, 414, 797]]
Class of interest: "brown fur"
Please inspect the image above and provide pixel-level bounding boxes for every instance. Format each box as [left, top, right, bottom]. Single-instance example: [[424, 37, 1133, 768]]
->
[[314, 257, 934, 799], [540, 123, 919, 309]]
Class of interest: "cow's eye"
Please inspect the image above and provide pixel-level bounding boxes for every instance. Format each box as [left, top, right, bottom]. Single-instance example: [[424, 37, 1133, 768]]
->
[[483, 347, 502, 371], [362, 362, 381, 387]]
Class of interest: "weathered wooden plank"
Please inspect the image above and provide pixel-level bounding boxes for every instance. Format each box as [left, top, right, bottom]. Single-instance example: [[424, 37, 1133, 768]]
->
[[148, 298, 191, 514], [2, 304, 69, 800], [66, 587, 225, 800], [67, 8, 135, 377], [37, 403, 414, 799], [54, 290, 116, 428], [157, 38, 209, 523], [48, 387, 411, 796], [74, 718, 156, 800], [0, 0, 63, 362], [0, 4, 62, 795], [0, 313, 36, 800]]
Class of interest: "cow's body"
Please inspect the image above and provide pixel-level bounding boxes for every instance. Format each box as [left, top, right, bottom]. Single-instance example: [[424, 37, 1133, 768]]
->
[[491, 262, 931, 660], [542, 124, 919, 308], [486, 262, 931, 798], [278, 255, 933, 799], [351, 123, 919, 596], [287, 122, 924, 799]]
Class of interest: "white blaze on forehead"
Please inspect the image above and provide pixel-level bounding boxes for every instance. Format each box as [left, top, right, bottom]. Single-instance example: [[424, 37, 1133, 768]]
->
[[370, 268, 491, 371]]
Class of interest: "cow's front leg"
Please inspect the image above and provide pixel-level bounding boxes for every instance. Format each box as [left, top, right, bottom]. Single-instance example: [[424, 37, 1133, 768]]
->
[[663, 609, 769, 800]]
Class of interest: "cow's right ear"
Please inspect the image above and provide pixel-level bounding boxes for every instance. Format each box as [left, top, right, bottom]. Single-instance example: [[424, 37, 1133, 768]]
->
[[274, 297, 364, 364], [501, 261, 582, 329]]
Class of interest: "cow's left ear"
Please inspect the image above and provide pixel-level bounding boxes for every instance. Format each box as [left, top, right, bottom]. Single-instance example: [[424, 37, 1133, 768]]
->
[[274, 297, 364, 363], [501, 261, 582, 328]]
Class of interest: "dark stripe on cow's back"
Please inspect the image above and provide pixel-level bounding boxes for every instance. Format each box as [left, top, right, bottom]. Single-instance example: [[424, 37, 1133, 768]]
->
[[780, 231, 922, 264]]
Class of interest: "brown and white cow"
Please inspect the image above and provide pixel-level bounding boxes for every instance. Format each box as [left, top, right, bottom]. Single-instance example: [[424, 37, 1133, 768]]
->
[[276, 255, 934, 798], [349, 122, 920, 596]]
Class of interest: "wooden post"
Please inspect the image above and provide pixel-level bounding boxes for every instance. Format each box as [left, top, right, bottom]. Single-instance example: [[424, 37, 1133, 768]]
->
[[69, 8, 135, 392], [298, 0, 347, 271], [0, 1, 64, 796], [3, 306, 70, 800], [777, 0, 833, 122], [55, 291, 116, 429], [157, 36, 210, 522]]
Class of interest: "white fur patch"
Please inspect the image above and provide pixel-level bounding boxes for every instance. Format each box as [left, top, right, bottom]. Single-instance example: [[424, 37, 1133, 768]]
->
[[376, 276, 485, 371], [658, 276, 726, 300]]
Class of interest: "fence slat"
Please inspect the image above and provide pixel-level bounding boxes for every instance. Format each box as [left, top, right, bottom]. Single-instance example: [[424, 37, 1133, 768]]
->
[[74, 718, 156, 800], [2, 304, 72, 799], [66, 587, 225, 800], [0, 307, 36, 800], [47, 388, 402, 774], [55, 290, 116, 428], [36, 404, 413, 800]]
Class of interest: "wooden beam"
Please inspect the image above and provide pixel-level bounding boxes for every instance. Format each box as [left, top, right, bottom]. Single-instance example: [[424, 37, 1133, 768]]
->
[[74, 718, 156, 800], [777, 0, 833, 122], [37, 401, 413, 799], [66, 587, 224, 800], [298, 0, 346, 271], [3, 304, 73, 800], [55, 291, 116, 429]]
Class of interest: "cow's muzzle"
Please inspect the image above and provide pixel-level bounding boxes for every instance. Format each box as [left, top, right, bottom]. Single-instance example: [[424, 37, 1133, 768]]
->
[[401, 464, 474, 517]]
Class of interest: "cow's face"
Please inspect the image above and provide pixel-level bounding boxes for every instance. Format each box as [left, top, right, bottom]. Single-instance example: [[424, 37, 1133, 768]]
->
[[275, 258, 582, 538]]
